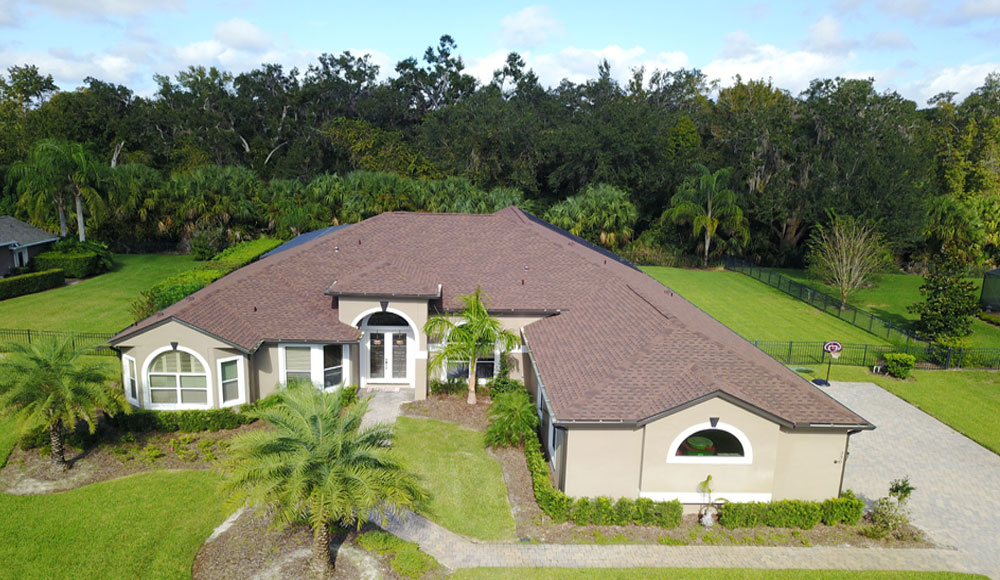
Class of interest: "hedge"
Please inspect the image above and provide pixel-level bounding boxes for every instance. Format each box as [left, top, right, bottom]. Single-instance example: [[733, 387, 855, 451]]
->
[[718, 491, 864, 529], [107, 407, 254, 433], [0, 268, 64, 300], [883, 353, 916, 379], [524, 435, 682, 528], [130, 237, 281, 319], [33, 251, 102, 278]]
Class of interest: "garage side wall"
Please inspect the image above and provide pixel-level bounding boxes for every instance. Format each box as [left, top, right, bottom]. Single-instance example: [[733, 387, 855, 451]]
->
[[562, 427, 644, 498], [772, 429, 850, 501]]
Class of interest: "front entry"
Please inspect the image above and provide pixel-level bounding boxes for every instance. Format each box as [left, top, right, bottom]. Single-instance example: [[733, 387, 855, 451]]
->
[[359, 311, 414, 389]]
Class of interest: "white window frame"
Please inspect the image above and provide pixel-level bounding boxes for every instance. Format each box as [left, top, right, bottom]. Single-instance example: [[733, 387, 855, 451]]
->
[[141, 345, 214, 410], [217, 355, 247, 407], [321, 344, 351, 391], [13, 248, 28, 268], [122, 354, 139, 406], [666, 421, 753, 465], [278, 344, 324, 387]]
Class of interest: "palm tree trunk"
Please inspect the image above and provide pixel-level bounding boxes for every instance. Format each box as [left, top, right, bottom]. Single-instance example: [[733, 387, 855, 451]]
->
[[74, 192, 86, 242], [312, 522, 333, 577], [467, 356, 477, 405], [57, 200, 67, 237], [703, 230, 711, 268], [49, 420, 67, 470]]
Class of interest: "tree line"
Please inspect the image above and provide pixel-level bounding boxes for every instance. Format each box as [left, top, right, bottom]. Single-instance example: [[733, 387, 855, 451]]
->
[[2, 35, 999, 268]]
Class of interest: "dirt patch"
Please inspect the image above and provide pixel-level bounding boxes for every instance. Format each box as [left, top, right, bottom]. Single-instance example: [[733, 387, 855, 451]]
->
[[401, 393, 490, 431], [0, 422, 266, 494]]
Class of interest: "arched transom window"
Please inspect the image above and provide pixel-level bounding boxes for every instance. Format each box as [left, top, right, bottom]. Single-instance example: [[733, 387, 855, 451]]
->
[[666, 421, 753, 465], [148, 350, 208, 405]]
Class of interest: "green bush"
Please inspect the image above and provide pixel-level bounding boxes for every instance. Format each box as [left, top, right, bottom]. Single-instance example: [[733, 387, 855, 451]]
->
[[719, 499, 824, 529], [979, 310, 1000, 326], [210, 237, 282, 267], [590, 496, 615, 525], [929, 335, 966, 366], [339, 384, 359, 406], [0, 268, 64, 300], [429, 377, 466, 395], [107, 408, 253, 433], [613, 497, 635, 525], [357, 531, 437, 579], [883, 353, 916, 379], [485, 390, 538, 447], [571, 497, 591, 525], [820, 490, 864, 525], [650, 499, 683, 528], [34, 239, 113, 278]]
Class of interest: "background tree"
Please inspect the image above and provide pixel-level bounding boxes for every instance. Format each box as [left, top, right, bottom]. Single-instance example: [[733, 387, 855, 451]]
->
[[908, 255, 980, 339], [806, 214, 892, 308], [663, 164, 749, 266], [222, 386, 425, 576], [425, 286, 520, 405], [0, 337, 127, 469], [544, 183, 637, 248]]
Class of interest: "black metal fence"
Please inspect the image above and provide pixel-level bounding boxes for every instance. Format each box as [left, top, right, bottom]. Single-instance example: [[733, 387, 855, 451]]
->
[[754, 339, 1000, 370], [724, 257, 922, 347], [0, 329, 116, 355]]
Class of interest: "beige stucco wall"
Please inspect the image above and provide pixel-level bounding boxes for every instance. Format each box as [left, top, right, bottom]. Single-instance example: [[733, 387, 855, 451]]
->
[[563, 427, 644, 497], [253, 343, 280, 400], [116, 320, 244, 409], [772, 428, 849, 501]]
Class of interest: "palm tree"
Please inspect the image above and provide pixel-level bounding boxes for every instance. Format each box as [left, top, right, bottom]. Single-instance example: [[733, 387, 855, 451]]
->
[[221, 385, 425, 576], [425, 286, 520, 405], [544, 184, 637, 249], [0, 337, 127, 469], [9, 139, 106, 241], [663, 164, 749, 267]]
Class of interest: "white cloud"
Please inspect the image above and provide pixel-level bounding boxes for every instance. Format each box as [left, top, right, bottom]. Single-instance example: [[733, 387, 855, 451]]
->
[[32, 0, 183, 18], [466, 46, 687, 87], [498, 5, 564, 49], [703, 43, 849, 95], [0, 47, 139, 87], [878, 0, 928, 18], [908, 62, 1000, 104], [721, 31, 758, 59], [0, 0, 20, 27], [867, 30, 915, 49], [806, 15, 857, 54], [214, 18, 271, 52], [959, 0, 1000, 19]]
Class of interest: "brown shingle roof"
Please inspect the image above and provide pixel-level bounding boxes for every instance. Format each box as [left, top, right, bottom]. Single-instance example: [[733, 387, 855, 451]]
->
[[111, 207, 871, 428]]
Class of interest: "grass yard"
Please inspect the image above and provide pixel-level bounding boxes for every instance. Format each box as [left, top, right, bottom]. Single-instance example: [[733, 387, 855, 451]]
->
[[642, 267, 892, 345], [393, 416, 515, 541], [0, 470, 229, 580], [775, 269, 1000, 347], [0, 253, 196, 333], [813, 366, 1000, 454], [451, 568, 986, 580], [0, 416, 17, 468]]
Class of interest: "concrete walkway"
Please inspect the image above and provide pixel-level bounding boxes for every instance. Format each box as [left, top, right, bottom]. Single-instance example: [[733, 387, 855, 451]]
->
[[827, 381, 1000, 579], [366, 386, 990, 576], [360, 387, 412, 428]]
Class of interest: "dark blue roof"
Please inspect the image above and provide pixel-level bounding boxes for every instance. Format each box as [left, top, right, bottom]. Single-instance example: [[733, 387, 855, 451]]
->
[[262, 224, 351, 258]]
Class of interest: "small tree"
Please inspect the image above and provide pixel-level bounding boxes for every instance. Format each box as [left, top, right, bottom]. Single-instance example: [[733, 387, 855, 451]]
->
[[222, 385, 425, 576], [806, 214, 892, 308], [663, 164, 749, 267], [424, 286, 520, 405], [908, 255, 979, 339], [0, 337, 127, 469]]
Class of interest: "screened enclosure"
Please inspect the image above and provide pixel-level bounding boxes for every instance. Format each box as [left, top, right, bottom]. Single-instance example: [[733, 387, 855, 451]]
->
[[983, 269, 1000, 311]]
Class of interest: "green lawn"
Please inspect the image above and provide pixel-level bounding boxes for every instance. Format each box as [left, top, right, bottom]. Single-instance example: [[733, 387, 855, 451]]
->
[[0, 416, 17, 468], [775, 269, 1000, 347], [451, 569, 985, 580], [0, 254, 196, 333], [393, 416, 515, 541], [642, 267, 892, 345], [816, 366, 1000, 454], [0, 470, 229, 580]]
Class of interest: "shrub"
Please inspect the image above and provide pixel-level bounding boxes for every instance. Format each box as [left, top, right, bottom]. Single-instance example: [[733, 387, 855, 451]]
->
[[719, 500, 822, 529], [979, 310, 1000, 326], [650, 500, 683, 528], [429, 377, 465, 395], [339, 384, 359, 406], [590, 496, 615, 525], [929, 335, 966, 367], [0, 268, 64, 300], [613, 497, 635, 525], [34, 239, 113, 278], [210, 237, 282, 267], [485, 390, 538, 447], [882, 353, 916, 379], [190, 225, 226, 260], [571, 497, 592, 525], [107, 408, 253, 433], [821, 490, 864, 526], [486, 354, 524, 396]]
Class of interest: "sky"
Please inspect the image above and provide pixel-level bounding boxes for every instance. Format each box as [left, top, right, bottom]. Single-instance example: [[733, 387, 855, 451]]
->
[[1, 0, 998, 105]]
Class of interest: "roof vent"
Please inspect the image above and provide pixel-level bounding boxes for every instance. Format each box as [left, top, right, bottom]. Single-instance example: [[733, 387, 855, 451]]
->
[[334, 245, 339, 253], [253, 306, 257, 312], [710, 417, 720, 428]]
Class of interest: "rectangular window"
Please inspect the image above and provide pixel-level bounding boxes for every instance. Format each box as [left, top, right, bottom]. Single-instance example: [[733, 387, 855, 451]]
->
[[221, 360, 239, 402], [284, 346, 312, 383], [123, 356, 138, 404], [323, 344, 343, 388]]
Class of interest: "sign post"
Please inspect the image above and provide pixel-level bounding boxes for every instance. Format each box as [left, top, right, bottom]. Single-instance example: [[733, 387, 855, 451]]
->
[[813, 341, 842, 386]]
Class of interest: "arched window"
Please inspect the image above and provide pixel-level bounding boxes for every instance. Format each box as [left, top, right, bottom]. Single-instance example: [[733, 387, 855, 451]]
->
[[362, 312, 408, 327], [666, 421, 753, 465], [148, 350, 209, 405]]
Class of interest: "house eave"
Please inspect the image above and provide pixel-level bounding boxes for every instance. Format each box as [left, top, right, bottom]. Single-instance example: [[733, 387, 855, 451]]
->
[[109, 315, 253, 354]]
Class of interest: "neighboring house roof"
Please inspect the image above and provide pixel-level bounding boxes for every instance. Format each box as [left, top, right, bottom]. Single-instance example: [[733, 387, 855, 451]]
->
[[111, 207, 871, 429], [261, 224, 350, 258], [0, 216, 59, 248]]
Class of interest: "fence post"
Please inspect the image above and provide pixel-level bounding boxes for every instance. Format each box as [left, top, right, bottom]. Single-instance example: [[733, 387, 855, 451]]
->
[[869, 315, 874, 333], [26, 329, 31, 344], [754, 339, 759, 347], [945, 348, 953, 369], [957, 348, 964, 369], [852, 308, 857, 324], [787, 341, 793, 364], [862, 344, 869, 367]]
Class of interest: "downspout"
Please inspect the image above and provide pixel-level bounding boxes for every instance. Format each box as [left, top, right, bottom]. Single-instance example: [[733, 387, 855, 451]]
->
[[838, 429, 862, 495]]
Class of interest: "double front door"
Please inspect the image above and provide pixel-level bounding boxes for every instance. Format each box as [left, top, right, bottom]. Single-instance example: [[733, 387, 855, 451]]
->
[[368, 330, 408, 380]]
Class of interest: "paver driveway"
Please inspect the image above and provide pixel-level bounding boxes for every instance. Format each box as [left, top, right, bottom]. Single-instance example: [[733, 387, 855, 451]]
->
[[827, 381, 1000, 579]]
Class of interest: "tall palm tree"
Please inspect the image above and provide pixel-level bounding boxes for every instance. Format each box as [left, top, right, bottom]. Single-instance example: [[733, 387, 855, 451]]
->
[[425, 286, 520, 405], [663, 163, 749, 267], [0, 337, 127, 469], [9, 139, 106, 241], [221, 386, 425, 576]]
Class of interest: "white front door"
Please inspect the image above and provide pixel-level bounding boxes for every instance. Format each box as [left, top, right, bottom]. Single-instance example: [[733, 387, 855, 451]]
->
[[367, 330, 408, 381]]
